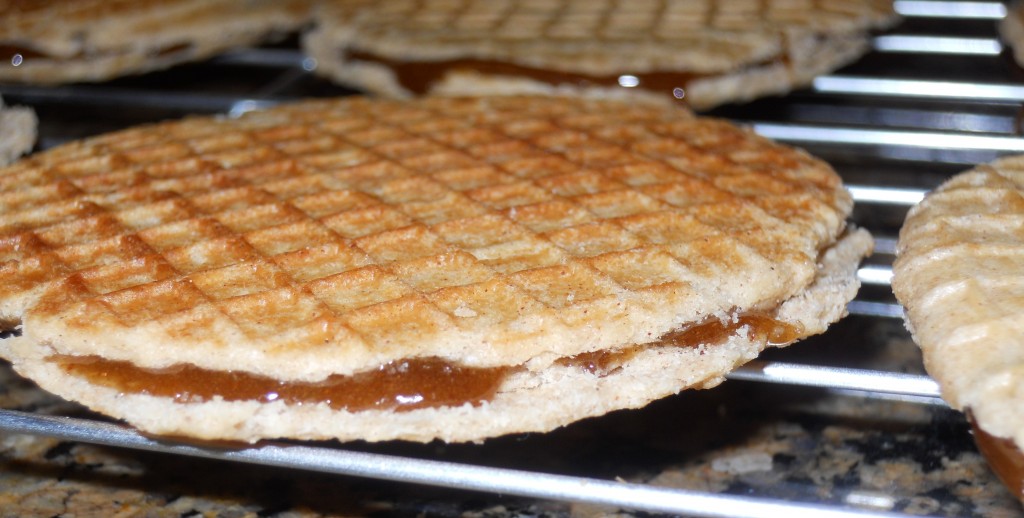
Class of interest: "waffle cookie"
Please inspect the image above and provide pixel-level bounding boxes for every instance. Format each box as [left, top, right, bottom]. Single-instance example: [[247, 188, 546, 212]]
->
[[0, 96, 36, 165], [1002, 2, 1024, 68], [0, 96, 870, 443], [892, 156, 1024, 497], [303, 0, 897, 110], [0, 0, 310, 84]]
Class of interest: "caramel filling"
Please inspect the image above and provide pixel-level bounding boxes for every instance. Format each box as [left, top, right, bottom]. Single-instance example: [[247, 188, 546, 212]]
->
[[559, 312, 803, 375], [347, 50, 780, 99], [53, 312, 802, 411], [969, 413, 1024, 500], [56, 356, 512, 413]]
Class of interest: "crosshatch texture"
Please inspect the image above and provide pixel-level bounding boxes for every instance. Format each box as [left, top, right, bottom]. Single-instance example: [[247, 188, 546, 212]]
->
[[0, 96, 851, 382], [304, 0, 898, 109], [0, 96, 874, 442], [894, 155, 1024, 453]]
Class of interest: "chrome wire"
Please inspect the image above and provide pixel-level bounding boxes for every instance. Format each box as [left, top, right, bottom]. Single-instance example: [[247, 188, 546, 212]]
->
[[0, 408, 921, 518], [728, 361, 941, 399]]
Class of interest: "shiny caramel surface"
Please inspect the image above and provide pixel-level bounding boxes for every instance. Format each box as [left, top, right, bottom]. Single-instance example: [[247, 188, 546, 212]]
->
[[55, 312, 801, 410], [970, 414, 1024, 500], [56, 356, 511, 412], [348, 50, 712, 97], [560, 312, 803, 375]]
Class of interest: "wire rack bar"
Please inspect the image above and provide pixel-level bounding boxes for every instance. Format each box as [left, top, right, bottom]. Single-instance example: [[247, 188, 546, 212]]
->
[[848, 185, 926, 206], [893, 0, 1006, 18], [752, 123, 1024, 152], [872, 35, 1002, 55], [727, 361, 941, 399], [858, 266, 894, 286], [847, 300, 905, 319], [872, 237, 899, 255], [0, 408, 919, 518], [813, 76, 1024, 102]]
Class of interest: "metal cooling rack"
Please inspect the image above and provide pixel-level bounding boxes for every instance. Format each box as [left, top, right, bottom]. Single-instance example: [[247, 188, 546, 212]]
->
[[0, 1, 1019, 516]]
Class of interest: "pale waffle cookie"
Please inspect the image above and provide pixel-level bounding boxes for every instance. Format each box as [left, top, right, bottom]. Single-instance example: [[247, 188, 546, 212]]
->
[[893, 156, 1024, 463], [1001, 2, 1024, 68], [0, 96, 36, 166], [0, 0, 311, 84], [303, 0, 897, 110], [0, 96, 870, 443]]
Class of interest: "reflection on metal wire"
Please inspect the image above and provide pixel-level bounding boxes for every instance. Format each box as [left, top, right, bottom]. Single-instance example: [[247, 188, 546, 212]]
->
[[893, 0, 1006, 19], [873, 35, 1002, 55], [0, 409, 910, 518]]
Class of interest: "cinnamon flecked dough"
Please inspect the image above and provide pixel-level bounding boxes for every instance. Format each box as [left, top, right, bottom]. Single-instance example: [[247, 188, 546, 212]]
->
[[0, 96, 870, 442]]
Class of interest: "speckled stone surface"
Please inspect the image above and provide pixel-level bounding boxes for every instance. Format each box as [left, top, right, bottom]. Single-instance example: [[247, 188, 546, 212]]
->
[[0, 318, 1021, 517]]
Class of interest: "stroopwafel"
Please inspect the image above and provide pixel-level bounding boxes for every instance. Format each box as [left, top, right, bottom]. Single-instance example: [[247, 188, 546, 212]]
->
[[0, 0, 311, 84], [303, 0, 897, 110], [893, 155, 1024, 497], [0, 96, 870, 443]]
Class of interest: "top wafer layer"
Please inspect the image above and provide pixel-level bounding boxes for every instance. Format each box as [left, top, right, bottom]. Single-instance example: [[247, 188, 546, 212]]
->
[[893, 156, 1024, 448], [304, 0, 897, 109], [0, 96, 851, 383], [0, 0, 311, 84]]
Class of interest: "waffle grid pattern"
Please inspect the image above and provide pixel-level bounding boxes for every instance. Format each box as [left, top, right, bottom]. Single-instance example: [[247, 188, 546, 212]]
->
[[895, 158, 1024, 326], [892, 155, 1024, 447], [342, 0, 895, 42], [0, 96, 845, 372]]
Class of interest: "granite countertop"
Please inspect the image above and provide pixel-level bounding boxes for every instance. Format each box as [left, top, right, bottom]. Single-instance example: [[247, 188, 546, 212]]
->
[[0, 318, 1020, 517]]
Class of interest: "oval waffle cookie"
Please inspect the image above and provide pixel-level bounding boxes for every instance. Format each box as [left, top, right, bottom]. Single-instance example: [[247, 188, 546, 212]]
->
[[303, 0, 897, 110], [0, 96, 870, 442], [893, 155, 1024, 491], [0, 0, 311, 84]]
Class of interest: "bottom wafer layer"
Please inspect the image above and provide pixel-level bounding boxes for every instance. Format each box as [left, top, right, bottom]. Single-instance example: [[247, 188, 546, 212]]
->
[[1, 229, 870, 443]]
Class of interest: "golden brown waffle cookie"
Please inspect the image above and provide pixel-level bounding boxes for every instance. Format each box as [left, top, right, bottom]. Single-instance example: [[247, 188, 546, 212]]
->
[[0, 96, 869, 443], [893, 156, 1024, 494], [0, 0, 311, 84], [303, 0, 897, 110]]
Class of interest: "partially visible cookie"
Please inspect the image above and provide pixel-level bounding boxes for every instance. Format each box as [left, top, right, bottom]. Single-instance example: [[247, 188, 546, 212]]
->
[[1001, 2, 1024, 67], [0, 96, 36, 165], [0, 0, 311, 84], [892, 155, 1024, 496], [303, 0, 897, 110]]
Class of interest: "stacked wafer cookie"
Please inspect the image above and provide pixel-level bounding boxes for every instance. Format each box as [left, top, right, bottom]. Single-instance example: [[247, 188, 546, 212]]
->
[[0, 96, 870, 443], [304, 0, 897, 109], [0, 0, 311, 84]]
